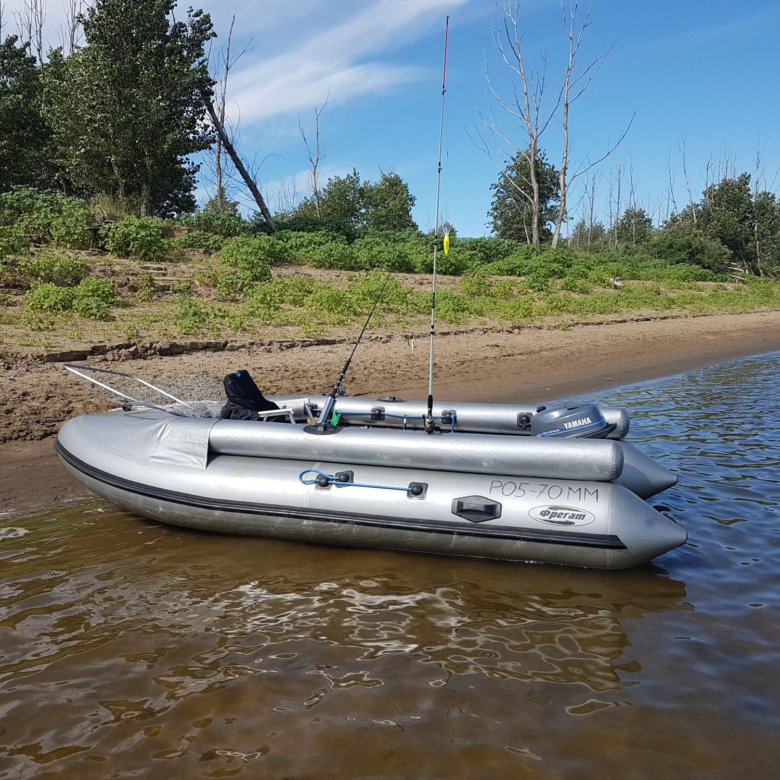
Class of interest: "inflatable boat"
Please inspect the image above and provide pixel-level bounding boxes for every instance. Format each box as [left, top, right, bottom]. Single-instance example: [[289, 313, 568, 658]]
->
[[55, 367, 686, 570]]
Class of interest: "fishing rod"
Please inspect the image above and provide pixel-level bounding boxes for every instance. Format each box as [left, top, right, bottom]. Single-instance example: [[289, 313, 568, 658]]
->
[[316, 272, 394, 429], [425, 15, 450, 434]]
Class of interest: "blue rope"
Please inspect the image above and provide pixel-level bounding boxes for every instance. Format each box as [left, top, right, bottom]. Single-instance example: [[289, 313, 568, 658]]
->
[[299, 468, 411, 493]]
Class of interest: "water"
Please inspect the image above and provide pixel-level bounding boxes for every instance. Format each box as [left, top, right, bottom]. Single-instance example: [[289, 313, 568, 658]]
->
[[2, 353, 780, 779]]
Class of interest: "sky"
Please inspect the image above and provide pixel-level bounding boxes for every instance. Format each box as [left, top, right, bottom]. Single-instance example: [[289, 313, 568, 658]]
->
[[4, 0, 780, 236]]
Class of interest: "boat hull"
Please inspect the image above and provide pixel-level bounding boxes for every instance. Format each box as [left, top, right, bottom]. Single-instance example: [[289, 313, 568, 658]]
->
[[56, 411, 686, 570]]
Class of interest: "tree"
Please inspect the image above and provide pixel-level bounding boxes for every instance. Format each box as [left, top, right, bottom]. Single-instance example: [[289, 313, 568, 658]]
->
[[44, 0, 215, 216], [363, 172, 417, 231], [698, 174, 755, 273], [0, 35, 54, 190], [484, 2, 629, 248], [753, 191, 780, 274], [649, 225, 730, 272], [615, 207, 653, 246], [569, 217, 606, 248], [292, 169, 364, 227], [489, 149, 559, 243]]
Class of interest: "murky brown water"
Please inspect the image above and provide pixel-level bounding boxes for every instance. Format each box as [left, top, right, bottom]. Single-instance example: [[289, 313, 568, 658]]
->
[[2, 354, 780, 778]]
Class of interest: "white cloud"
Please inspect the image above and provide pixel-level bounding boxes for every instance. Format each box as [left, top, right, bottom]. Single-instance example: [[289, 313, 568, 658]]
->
[[3, 0, 466, 125], [216, 0, 467, 124]]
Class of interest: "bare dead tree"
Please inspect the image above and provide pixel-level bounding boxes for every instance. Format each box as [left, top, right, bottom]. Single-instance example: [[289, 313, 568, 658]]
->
[[585, 170, 598, 247], [15, 0, 46, 63], [551, 1, 633, 247], [606, 162, 623, 247], [203, 97, 277, 231], [678, 132, 697, 226], [272, 175, 302, 216], [208, 15, 253, 213], [299, 94, 329, 217], [664, 151, 678, 222], [0, 1, 6, 36], [62, 0, 89, 55], [482, 2, 562, 247]]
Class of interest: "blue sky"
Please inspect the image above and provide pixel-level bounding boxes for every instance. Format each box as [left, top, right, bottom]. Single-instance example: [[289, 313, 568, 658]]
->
[[8, 0, 780, 236]]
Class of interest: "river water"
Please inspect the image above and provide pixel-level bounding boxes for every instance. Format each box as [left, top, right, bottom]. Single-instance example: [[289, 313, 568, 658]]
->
[[2, 352, 779, 779]]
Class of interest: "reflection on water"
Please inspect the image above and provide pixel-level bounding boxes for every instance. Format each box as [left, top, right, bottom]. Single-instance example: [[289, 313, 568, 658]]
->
[[2, 352, 780, 778]]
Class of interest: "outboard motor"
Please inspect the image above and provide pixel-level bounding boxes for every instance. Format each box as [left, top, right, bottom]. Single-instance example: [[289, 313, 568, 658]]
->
[[531, 402, 616, 439]]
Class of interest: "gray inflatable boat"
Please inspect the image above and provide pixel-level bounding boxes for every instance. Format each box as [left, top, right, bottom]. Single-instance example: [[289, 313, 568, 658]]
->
[[55, 367, 685, 570]]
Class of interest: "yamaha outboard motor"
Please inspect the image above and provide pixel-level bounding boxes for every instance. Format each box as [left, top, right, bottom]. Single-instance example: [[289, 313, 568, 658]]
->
[[531, 402, 616, 439], [221, 370, 288, 422]]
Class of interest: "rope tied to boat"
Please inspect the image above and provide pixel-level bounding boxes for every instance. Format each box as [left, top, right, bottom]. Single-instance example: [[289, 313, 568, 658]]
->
[[298, 469, 426, 497]]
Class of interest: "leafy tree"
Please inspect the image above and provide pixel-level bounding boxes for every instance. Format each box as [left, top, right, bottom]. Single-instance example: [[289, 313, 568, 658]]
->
[[753, 191, 780, 273], [294, 169, 364, 227], [615, 207, 653, 246], [0, 36, 55, 190], [488, 149, 560, 244], [363, 172, 417, 231], [648, 225, 730, 272], [43, 0, 214, 216], [569, 218, 607, 248], [697, 174, 754, 272]]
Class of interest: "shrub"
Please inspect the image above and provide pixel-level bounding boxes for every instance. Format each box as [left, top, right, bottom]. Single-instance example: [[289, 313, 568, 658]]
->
[[17, 252, 87, 287], [221, 236, 289, 273], [649, 227, 731, 272], [308, 241, 361, 270], [169, 230, 225, 253], [72, 277, 119, 319], [353, 236, 416, 273], [304, 286, 359, 321], [0, 188, 94, 248], [640, 264, 720, 282], [246, 276, 319, 311], [174, 295, 210, 332], [105, 217, 170, 261], [25, 282, 75, 313], [181, 211, 252, 238], [0, 226, 28, 258], [24, 276, 119, 319], [49, 199, 93, 249], [453, 237, 521, 268], [135, 272, 157, 300]]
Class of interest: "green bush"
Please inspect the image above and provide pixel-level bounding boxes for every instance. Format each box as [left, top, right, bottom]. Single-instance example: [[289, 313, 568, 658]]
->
[[245, 276, 319, 311], [181, 211, 252, 238], [648, 227, 731, 272], [221, 236, 289, 274], [105, 217, 170, 261], [0, 188, 94, 248], [353, 236, 415, 273], [0, 226, 28, 258], [24, 282, 75, 313], [640, 263, 720, 282], [72, 277, 119, 319], [169, 230, 225, 252], [174, 295, 210, 332], [304, 286, 359, 322], [17, 252, 88, 287], [49, 199, 93, 249], [24, 276, 119, 319], [135, 272, 157, 300], [308, 241, 361, 270]]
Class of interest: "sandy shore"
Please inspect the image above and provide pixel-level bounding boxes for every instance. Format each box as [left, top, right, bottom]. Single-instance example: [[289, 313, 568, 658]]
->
[[2, 310, 780, 518]]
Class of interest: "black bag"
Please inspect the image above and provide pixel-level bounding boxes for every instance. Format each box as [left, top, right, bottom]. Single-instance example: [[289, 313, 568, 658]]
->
[[220, 370, 288, 422]]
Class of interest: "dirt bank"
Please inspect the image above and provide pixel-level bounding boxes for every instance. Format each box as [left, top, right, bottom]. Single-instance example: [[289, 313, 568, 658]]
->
[[2, 310, 780, 517]]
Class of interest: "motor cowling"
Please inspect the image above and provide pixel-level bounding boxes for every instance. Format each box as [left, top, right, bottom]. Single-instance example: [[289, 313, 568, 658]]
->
[[531, 403, 616, 439]]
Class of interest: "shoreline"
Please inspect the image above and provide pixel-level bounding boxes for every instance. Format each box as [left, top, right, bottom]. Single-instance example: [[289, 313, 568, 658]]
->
[[2, 310, 780, 518]]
